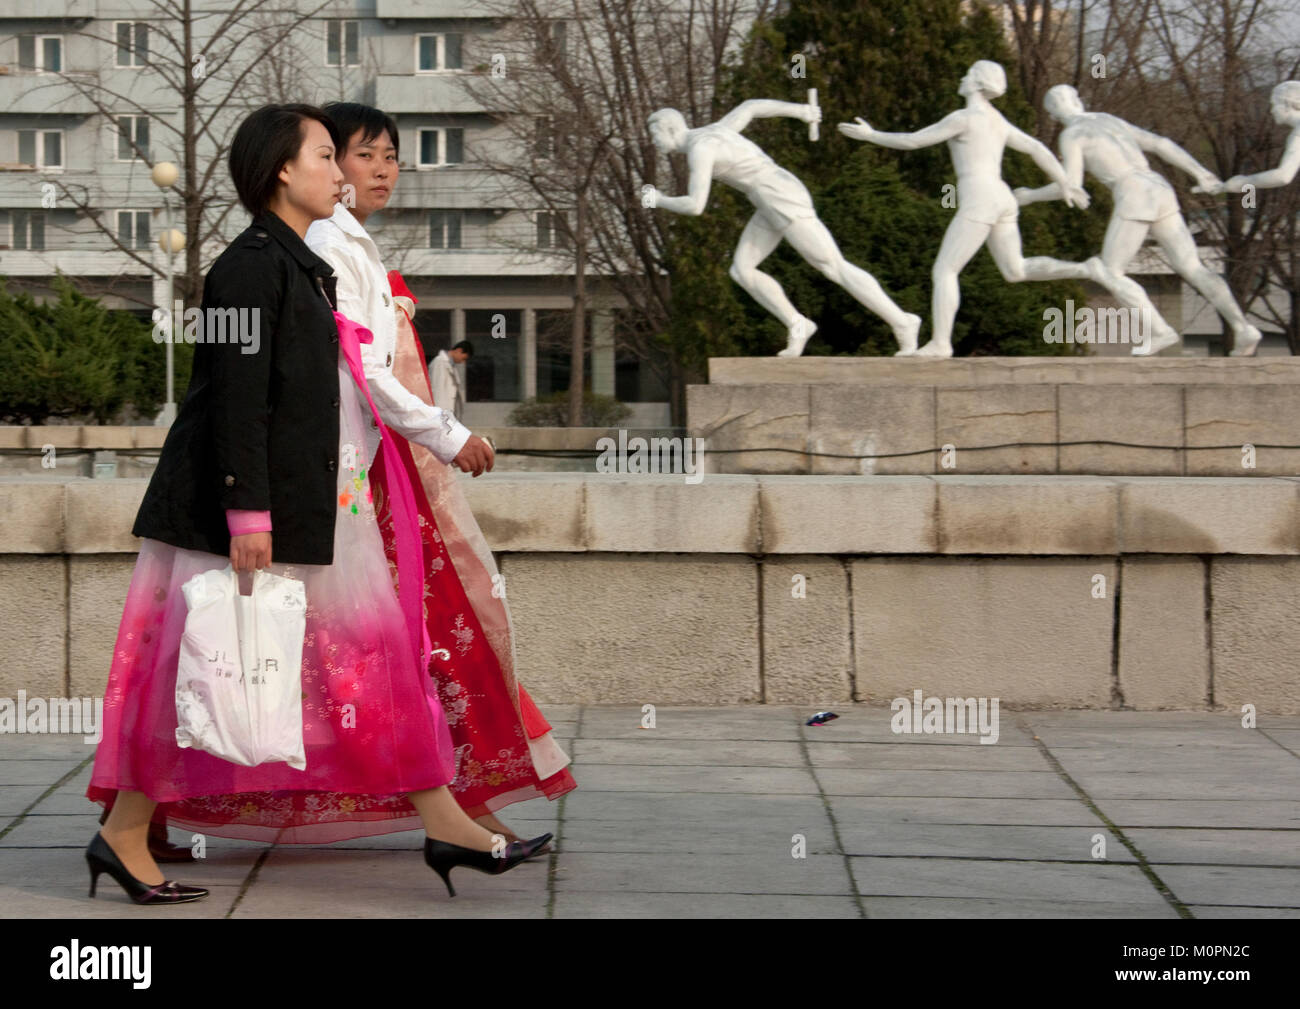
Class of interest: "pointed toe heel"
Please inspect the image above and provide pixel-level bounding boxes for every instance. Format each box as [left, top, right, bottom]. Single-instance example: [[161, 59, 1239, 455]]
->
[[85, 832, 208, 905], [423, 831, 554, 898]]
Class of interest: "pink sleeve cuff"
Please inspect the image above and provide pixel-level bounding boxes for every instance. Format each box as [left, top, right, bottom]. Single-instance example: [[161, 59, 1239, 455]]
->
[[226, 509, 272, 536]]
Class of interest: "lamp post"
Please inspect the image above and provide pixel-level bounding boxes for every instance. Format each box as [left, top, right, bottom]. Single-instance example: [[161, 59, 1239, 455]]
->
[[151, 161, 184, 426]]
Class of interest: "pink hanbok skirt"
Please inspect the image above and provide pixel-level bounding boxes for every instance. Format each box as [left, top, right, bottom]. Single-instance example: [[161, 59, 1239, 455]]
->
[[87, 355, 457, 843]]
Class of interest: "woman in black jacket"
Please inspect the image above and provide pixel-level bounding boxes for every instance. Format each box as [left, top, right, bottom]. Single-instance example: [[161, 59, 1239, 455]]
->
[[84, 104, 549, 905]]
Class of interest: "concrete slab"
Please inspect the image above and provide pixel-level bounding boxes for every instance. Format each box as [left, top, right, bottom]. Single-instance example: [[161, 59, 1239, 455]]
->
[[849, 856, 1171, 906], [0, 785, 49, 816], [1124, 828, 1300, 866], [552, 891, 860, 917], [1186, 904, 1300, 918], [1150, 864, 1300, 907], [861, 895, 1181, 918], [828, 796, 1104, 827], [571, 738, 804, 767], [835, 823, 1135, 862], [569, 763, 818, 794], [551, 851, 851, 895], [815, 769, 1077, 799], [0, 760, 86, 786], [1100, 800, 1300, 829], [804, 741, 1049, 770]]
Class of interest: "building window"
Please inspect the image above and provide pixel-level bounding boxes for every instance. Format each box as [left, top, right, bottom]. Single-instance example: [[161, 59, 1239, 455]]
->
[[416, 33, 462, 72], [429, 210, 462, 249], [117, 210, 151, 250], [117, 116, 149, 161], [326, 20, 359, 67], [11, 211, 46, 251], [535, 116, 555, 158], [17, 130, 64, 169], [536, 210, 570, 249], [18, 35, 63, 73], [466, 309, 520, 402], [538, 21, 567, 64], [535, 310, 591, 396], [417, 127, 464, 167], [115, 22, 148, 67]]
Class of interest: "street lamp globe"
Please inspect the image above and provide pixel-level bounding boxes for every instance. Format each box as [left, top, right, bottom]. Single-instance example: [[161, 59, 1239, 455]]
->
[[151, 161, 178, 188]]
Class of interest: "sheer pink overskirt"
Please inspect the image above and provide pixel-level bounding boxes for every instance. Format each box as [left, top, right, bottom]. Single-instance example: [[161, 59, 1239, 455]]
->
[[87, 357, 457, 843]]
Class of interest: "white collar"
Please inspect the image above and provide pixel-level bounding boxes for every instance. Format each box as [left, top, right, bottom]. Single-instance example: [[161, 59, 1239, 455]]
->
[[328, 200, 372, 242]]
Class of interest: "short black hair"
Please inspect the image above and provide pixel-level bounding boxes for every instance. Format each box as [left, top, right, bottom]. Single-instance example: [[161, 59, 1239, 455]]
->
[[453, 340, 474, 357], [229, 104, 340, 217], [322, 101, 400, 160]]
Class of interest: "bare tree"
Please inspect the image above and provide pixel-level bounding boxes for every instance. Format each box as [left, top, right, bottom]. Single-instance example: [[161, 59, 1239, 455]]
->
[[999, 0, 1300, 350], [24, 0, 334, 311], [460, 0, 773, 425]]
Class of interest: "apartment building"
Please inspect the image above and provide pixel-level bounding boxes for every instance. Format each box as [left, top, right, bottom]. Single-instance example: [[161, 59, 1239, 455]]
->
[[0, 0, 672, 427]]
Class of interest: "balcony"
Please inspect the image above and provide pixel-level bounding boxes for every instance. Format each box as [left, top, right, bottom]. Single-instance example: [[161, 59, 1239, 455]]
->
[[0, 248, 154, 278], [375, 0, 505, 17], [0, 169, 99, 205], [376, 72, 516, 114], [0, 0, 96, 19], [0, 71, 98, 115], [384, 167, 517, 210], [386, 246, 574, 278]]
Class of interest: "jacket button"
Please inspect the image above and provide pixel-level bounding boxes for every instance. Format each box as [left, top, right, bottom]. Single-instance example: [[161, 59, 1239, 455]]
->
[[256, 232, 267, 238], [383, 293, 391, 306], [385, 353, 392, 367], [331, 397, 339, 408], [327, 459, 336, 472], [224, 475, 235, 487]]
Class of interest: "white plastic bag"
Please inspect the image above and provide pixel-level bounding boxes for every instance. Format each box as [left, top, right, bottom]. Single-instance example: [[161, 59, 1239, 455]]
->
[[175, 565, 308, 771]]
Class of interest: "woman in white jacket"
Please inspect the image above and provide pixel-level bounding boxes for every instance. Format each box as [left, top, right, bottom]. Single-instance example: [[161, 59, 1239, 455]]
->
[[305, 102, 576, 847]]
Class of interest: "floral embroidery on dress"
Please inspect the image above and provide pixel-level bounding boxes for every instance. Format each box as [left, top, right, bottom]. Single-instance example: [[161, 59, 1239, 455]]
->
[[451, 613, 474, 655], [448, 743, 536, 797], [437, 679, 470, 727]]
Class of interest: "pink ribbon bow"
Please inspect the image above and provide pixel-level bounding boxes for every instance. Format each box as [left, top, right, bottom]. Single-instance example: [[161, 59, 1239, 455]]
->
[[331, 310, 431, 671]]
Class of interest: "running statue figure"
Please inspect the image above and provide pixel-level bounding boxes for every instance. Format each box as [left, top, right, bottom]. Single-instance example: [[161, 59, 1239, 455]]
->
[[644, 102, 922, 357], [1210, 81, 1300, 196], [1017, 84, 1261, 357], [838, 60, 1092, 358]]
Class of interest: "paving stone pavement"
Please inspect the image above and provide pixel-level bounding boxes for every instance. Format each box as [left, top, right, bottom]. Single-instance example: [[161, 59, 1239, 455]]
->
[[1, 705, 1297, 919]]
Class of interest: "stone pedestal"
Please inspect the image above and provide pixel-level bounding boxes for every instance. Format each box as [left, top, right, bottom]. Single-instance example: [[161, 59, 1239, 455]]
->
[[687, 357, 1300, 476]]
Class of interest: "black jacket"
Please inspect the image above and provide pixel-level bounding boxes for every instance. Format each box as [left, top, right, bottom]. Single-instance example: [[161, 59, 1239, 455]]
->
[[133, 209, 344, 565]]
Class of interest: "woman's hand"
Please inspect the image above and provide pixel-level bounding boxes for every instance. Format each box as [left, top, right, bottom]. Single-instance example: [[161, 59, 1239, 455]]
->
[[452, 435, 495, 477], [231, 531, 272, 572]]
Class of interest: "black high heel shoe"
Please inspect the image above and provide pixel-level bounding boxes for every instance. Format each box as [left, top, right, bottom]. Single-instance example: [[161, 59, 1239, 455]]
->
[[85, 832, 209, 905], [423, 832, 553, 897]]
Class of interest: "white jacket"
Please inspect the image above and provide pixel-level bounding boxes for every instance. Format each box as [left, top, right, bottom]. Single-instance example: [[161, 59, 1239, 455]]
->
[[305, 202, 471, 466]]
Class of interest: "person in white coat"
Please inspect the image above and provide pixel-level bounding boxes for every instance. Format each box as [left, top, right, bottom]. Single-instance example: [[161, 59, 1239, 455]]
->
[[305, 102, 573, 850], [305, 199, 490, 478], [429, 342, 472, 416]]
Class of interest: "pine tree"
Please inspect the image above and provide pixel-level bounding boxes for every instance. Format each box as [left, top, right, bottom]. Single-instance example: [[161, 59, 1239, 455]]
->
[[663, 0, 1105, 359]]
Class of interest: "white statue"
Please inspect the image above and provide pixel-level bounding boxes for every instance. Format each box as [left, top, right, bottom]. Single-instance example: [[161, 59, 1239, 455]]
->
[[1018, 84, 1261, 356], [838, 60, 1094, 358], [1210, 81, 1300, 196], [645, 102, 922, 357]]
